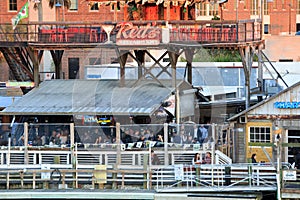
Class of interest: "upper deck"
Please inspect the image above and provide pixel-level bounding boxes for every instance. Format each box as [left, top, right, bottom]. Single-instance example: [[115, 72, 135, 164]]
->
[[0, 19, 263, 50]]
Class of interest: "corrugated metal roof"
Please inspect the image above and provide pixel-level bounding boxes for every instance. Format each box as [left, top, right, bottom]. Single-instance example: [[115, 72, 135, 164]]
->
[[0, 96, 22, 108], [1, 79, 175, 116]]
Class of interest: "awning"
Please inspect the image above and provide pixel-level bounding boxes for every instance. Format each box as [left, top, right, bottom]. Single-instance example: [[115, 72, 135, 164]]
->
[[1, 79, 175, 116]]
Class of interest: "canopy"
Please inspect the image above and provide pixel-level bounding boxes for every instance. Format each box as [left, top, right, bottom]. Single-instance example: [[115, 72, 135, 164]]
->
[[1, 79, 175, 116]]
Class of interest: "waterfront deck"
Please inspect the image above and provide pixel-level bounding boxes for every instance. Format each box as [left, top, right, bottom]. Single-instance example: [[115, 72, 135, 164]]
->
[[0, 122, 298, 199]]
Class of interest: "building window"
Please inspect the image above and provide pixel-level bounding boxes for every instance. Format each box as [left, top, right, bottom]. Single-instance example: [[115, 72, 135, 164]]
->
[[89, 58, 101, 65], [196, 2, 206, 16], [90, 3, 99, 11], [263, 0, 268, 15], [282, 0, 286, 9], [250, 0, 259, 15], [264, 24, 269, 34], [249, 126, 271, 143], [111, 2, 120, 11], [243, 0, 247, 9], [196, 2, 218, 17], [9, 0, 17, 11], [209, 3, 219, 16], [272, 0, 277, 9], [69, 0, 78, 11]]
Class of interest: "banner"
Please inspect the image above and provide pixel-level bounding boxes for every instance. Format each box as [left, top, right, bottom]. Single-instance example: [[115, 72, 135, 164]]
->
[[11, 2, 29, 30]]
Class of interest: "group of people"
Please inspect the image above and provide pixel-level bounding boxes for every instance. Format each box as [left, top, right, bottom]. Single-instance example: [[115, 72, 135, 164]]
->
[[192, 152, 212, 165], [119, 123, 211, 149], [11, 126, 71, 147], [8, 122, 211, 149], [171, 124, 210, 145]]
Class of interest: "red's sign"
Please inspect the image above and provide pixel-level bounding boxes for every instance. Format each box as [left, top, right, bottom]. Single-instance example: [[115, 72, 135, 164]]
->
[[116, 22, 161, 46]]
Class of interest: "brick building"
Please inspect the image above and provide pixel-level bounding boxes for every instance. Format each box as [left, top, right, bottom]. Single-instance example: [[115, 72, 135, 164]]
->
[[0, 0, 299, 82]]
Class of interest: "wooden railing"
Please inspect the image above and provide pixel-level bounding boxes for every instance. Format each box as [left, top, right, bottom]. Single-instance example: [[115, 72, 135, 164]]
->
[[0, 20, 262, 46]]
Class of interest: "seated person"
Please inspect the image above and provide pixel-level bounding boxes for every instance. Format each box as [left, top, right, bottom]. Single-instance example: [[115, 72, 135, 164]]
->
[[192, 153, 202, 165]]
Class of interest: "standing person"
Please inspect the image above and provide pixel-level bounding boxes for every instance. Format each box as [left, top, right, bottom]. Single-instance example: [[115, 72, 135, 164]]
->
[[192, 153, 202, 165], [295, 150, 300, 169], [199, 125, 208, 144], [192, 124, 201, 143], [151, 150, 161, 165], [251, 153, 257, 164]]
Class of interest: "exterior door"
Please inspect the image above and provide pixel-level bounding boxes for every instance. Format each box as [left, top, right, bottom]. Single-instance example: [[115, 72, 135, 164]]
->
[[68, 58, 79, 79], [287, 130, 300, 165]]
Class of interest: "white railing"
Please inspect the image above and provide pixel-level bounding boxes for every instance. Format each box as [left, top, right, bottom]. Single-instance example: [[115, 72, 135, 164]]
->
[[153, 163, 277, 192], [215, 150, 232, 164]]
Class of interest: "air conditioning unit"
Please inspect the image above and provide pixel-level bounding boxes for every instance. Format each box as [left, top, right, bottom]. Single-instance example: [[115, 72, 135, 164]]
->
[[239, 116, 247, 123]]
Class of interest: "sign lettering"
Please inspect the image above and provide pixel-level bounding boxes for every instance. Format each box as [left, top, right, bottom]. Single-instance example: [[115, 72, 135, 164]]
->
[[274, 102, 300, 109], [116, 22, 161, 46]]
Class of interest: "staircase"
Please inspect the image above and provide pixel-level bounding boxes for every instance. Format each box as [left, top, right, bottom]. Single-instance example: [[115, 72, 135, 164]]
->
[[0, 47, 33, 82]]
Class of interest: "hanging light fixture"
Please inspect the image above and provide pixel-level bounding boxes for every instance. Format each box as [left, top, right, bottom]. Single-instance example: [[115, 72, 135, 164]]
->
[[55, 0, 62, 7]]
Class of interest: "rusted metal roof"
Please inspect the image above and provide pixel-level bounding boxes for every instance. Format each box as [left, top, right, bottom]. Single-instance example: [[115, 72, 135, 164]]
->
[[1, 79, 176, 116]]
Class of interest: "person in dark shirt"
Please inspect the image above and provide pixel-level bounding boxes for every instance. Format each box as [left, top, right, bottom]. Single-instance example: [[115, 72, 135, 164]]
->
[[295, 150, 300, 169], [251, 153, 257, 164]]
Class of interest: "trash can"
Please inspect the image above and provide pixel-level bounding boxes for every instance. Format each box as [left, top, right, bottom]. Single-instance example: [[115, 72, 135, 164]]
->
[[225, 166, 231, 186]]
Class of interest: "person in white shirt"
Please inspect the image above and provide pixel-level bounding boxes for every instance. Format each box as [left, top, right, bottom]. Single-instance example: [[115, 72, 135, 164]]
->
[[192, 153, 202, 165]]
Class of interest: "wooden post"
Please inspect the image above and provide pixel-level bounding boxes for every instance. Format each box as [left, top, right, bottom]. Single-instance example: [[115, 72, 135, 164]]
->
[[116, 122, 121, 165], [33, 172, 36, 189], [163, 123, 169, 166], [24, 122, 29, 164], [143, 153, 149, 189], [6, 172, 9, 189], [112, 164, 118, 189], [70, 123, 76, 189]]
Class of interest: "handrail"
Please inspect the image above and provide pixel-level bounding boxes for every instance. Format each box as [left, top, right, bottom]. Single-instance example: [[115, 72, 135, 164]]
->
[[0, 20, 262, 45]]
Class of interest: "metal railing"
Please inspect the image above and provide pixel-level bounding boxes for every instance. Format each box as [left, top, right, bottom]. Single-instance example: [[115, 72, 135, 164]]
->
[[0, 163, 280, 191], [153, 163, 278, 192], [0, 19, 262, 45]]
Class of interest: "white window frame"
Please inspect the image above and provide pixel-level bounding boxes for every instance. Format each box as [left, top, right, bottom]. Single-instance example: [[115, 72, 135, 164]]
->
[[249, 126, 271, 143], [69, 0, 78, 11], [9, 0, 17, 11]]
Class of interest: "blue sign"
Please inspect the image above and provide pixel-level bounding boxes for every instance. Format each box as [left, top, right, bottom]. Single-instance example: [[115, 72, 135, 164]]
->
[[274, 102, 300, 109]]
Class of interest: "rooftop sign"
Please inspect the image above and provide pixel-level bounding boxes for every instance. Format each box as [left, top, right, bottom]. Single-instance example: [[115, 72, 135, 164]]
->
[[116, 22, 161, 46]]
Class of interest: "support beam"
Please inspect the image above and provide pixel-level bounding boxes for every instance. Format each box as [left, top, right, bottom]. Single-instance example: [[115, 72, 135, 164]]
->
[[115, 49, 129, 87], [134, 50, 146, 79], [257, 44, 263, 94], [239, 45, 255, 109], [50, 50, 64, 79], [184, 49, 195, 84], [168, 50, 180, 123]]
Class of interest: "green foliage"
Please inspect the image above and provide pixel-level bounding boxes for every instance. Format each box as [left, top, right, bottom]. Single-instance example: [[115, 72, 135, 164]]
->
[[211, 15, 220, 20], [186, 49, 242, 62]]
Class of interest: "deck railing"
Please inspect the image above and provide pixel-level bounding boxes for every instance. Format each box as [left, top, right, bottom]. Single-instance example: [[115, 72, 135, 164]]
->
[[153, 163, 278, 192], [0, 163, 281, 191], [0, 20, 262, 46]]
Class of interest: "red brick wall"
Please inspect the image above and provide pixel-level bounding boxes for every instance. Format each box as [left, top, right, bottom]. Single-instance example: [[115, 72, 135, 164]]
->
[[0, 0, 28, 23], [264, 35, 300, 61], [63, 49, 117, 79]]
